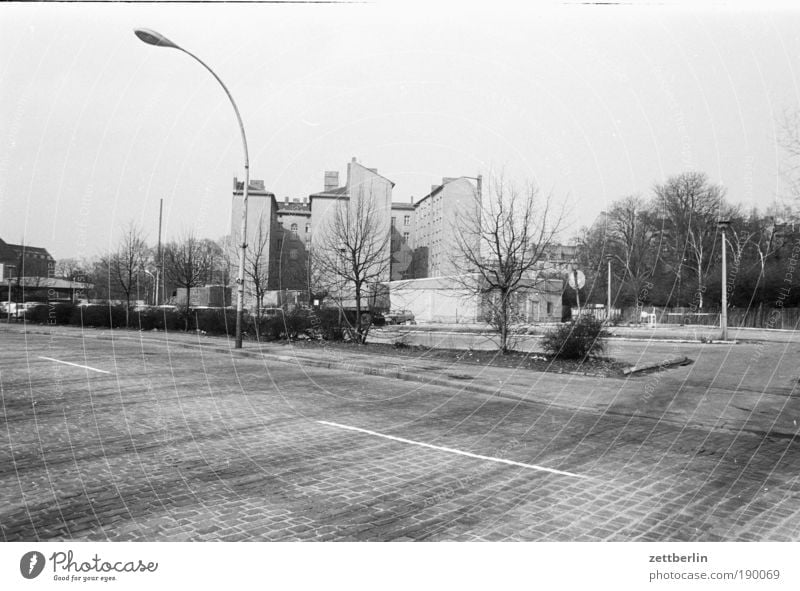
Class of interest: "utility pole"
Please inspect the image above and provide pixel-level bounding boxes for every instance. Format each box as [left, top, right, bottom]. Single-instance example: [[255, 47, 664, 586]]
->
[[718, 219, 730, 341], [156, 198, 163, 305]]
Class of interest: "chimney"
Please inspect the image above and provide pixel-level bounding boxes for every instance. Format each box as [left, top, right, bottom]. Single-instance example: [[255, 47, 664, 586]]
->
[[442, 177, 456, 184], [284, 196, 289, 203], [293, 198, 300, 203], [410, 196, 414, 204], [431, 185, 439, 193], [324, 171, 339, 192]]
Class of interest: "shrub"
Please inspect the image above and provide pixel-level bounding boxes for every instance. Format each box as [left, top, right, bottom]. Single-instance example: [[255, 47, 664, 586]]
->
[[70, 305, 127, 328], [25, 302, 76, 324], [192, 308, 236, 336], [541, 315, 609, 359]]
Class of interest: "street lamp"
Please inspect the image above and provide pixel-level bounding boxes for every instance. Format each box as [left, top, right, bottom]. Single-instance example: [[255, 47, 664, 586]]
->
[[134, 28, 250, 348], [718, 219, 731, 341], [605, 254, 613, 322]]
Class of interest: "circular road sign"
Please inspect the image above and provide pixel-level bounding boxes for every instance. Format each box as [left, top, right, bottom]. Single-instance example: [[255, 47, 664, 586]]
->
[[568, 269, 586, 290]]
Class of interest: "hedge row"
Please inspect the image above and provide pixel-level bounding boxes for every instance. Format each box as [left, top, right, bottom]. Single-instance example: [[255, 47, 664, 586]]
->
[[21, 303, 355, 342]]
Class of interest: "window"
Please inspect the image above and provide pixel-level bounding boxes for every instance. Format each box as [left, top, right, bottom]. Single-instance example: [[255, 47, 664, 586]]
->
[[391, 217, 396, 227], [290, 223, 298, 232], [305, 223, 310, 233], [289, 249, 298, 260], [404, 215, 410, 226], [547, 301, 553, 315]]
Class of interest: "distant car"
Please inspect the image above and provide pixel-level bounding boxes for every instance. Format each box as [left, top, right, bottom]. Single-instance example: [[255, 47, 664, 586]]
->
[[0, 302, 23, 316], [383, 310, 415, 325]]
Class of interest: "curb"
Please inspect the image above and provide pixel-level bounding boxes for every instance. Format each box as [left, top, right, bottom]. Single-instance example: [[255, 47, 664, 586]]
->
[[622, 356, 691, 375]]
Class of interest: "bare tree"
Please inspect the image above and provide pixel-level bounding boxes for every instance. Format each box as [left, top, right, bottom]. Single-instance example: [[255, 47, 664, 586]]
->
[[55, 258, 86, 280], [451, 176, 566, 353], [244, 212, 272, 319], [606, 196, 660, 314], [312, 188, 390, 343], [163, 232, 214, 330], [654, 172, 724, 309], [109, 222, 148, 326]]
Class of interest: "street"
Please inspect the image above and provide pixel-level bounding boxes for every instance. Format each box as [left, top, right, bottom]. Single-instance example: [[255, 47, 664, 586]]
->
[[1, 329, 799, 541]]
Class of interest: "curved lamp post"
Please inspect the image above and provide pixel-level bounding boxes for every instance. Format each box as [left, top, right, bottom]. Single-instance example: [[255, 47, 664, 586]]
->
[[134, 28, 250, 348]]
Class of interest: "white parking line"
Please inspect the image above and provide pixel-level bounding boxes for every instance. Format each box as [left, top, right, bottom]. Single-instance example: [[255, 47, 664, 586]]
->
[[38, 356, 111, 374], [317, 420, 586, 479]]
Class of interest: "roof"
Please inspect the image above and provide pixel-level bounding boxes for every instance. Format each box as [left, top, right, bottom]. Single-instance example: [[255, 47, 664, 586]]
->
[[391, 202, 415, 211], [309, 186, 348, 199], [414, 176, 475, 209], [233, 179, 275, 197], [350, 161, 396, 188], [0, 238, 53, 260], [17, 277, 93, 289]]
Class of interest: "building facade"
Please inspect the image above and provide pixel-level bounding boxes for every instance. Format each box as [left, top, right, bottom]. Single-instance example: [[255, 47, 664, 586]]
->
[[309, 158, 395, 308], [407, 176, 481, 279], [390, 200, 415, 281], [0, 238, 55, 280]]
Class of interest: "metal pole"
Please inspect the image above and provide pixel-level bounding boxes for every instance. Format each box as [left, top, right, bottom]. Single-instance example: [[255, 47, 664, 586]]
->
[[720, 226, 728, 341], [607, 258, 612, 321], [134, 29, 250, 348], [156, 198, 162, 306], [573, 269, 581, 317], [7, 278, 11, 324]]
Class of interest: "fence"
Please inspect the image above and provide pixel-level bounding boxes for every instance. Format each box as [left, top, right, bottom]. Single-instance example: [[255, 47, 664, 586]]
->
[[584, 305, 800, 330]]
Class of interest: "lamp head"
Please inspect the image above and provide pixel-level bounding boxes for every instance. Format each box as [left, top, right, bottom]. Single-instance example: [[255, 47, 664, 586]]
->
[[717, 219, 731, 231], [134, 28, 180, 50]]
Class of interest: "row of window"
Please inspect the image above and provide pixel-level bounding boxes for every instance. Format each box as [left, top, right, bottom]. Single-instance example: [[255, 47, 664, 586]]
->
[[390, 215, 412, 227], [279, 222, 311, 233]]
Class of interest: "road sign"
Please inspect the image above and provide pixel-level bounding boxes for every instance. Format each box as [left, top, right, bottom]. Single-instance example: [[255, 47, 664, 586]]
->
[[568, 269, 585, 290]]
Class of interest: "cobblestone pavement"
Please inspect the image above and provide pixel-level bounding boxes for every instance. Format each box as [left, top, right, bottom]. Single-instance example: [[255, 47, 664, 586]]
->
[[2, 330, 799, 541]]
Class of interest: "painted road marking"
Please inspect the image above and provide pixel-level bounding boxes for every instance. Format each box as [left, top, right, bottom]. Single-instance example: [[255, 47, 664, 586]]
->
[[317, 420, 586, 479], [38, 356, 111, 374]]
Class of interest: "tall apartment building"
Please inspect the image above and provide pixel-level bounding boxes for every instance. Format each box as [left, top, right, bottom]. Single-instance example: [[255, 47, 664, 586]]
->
[[390, 200, 415, 280], [407, 176, 481, 278], [309, 158, 395, 297], [230, 177, 280, 306], [275, 197, 311, 292]]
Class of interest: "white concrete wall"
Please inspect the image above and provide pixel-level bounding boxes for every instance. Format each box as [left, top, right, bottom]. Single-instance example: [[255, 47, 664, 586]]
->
[[389, 276, 479, 323]]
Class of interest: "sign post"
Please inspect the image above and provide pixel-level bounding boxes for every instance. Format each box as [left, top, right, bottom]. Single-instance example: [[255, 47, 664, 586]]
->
[[568, 269, 586, 318]]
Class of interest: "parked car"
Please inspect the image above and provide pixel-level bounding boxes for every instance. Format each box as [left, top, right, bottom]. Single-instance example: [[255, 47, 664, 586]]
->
[[383, 309, 415, 325]]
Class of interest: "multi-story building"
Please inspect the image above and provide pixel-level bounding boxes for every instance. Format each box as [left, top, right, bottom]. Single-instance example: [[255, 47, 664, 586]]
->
[[309, 158, 395, 307], [406, 176, 481, 279], [390, 200, 415, 281], [0, 238, 55, 280], [230, 177, 280, 307], [274, 197, 311, 292]]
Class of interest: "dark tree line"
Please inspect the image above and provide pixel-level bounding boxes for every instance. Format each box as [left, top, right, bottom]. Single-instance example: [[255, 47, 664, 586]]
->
[[575, 171, 800, 311]]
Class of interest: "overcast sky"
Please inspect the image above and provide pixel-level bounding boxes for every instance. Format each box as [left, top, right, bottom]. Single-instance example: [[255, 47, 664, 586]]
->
[[2, 1, 800, 260]]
